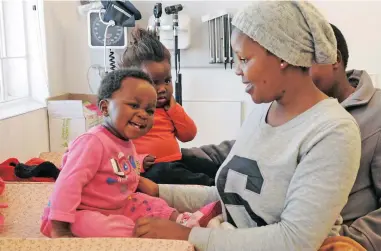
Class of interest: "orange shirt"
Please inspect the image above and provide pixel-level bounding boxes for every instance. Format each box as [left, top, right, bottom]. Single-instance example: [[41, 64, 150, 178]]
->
[[133, 103, 197, 163]]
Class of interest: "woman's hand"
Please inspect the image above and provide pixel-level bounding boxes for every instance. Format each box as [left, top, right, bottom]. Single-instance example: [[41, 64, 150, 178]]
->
[[138, 176, 159, 197], [50, 220, 74, 238], [134, 217, 191, 240]]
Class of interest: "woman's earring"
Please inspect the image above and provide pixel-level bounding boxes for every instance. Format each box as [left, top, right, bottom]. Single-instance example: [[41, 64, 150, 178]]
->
[[280, 63, 284, 67]]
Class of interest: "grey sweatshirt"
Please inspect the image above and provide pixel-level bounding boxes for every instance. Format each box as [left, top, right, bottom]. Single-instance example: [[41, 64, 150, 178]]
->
[[339, 70, 381, 251], [164, 99, 361, 251], [181, 140, 235, 167], [182, 70, 381, 251]]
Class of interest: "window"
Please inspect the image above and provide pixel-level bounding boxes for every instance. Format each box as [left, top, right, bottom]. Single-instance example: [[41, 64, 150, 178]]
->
[[0, 0, 48, 104]]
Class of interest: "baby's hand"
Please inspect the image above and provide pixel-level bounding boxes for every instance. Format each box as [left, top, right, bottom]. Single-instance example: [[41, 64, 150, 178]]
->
[[164, 96, 176, 111], [138, 177, 159, 197], [143, 155, 156, 170]]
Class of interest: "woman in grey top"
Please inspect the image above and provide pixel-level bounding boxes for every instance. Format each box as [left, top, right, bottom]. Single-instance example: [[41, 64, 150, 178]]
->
[[134, 2, 362, 250]]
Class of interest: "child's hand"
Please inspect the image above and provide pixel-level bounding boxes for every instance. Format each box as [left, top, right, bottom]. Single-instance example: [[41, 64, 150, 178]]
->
[[138, 176, 159, 197], [50, 220, 74, 238], [143, 155, 156, 170], [164, 96, 176, 111]]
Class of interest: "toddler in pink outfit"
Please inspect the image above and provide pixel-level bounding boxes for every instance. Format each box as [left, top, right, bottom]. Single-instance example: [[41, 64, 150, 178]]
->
[[40, 69, 215, 238]]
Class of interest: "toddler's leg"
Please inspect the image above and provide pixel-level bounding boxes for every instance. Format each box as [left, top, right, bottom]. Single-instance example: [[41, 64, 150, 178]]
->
[[179, 155, 219, 179], [167, 162, 215, 186], [70, 210, 135, 237], [142, 162, 214, 185]]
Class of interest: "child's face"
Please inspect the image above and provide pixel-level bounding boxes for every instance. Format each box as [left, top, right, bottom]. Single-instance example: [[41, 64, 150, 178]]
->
[[101, 77, 157, 140], [141, 60, 173, 108]]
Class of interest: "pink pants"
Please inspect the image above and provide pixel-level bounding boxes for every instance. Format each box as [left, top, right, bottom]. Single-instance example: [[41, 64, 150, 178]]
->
[[41, 193, 175, 238]]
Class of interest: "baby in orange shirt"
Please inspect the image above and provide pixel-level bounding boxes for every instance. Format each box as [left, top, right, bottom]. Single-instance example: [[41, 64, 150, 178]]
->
[[121, 28, 214, 186]]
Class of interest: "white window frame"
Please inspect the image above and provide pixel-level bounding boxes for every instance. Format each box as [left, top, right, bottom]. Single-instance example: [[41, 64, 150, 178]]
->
[[0, 1, 28, 103], [0, 1, 8, 102], [0, 0, 48, 120]]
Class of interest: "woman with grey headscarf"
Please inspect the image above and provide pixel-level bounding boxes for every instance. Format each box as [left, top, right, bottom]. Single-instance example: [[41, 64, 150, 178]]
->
[[134, 1, 362, 250]]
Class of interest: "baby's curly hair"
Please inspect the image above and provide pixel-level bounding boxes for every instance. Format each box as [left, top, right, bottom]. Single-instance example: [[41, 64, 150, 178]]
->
[[97, 68, 153, 104], [120, 28, 171, 68]]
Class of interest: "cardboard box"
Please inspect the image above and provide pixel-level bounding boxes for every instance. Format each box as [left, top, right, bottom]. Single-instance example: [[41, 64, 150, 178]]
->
[[47, 93, 103, 152]]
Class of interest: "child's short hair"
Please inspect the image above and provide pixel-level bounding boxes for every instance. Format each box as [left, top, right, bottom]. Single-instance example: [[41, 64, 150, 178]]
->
[[329, 23, 349, 69], [97, 68, 153, 104], [120, 28, 171, 68]]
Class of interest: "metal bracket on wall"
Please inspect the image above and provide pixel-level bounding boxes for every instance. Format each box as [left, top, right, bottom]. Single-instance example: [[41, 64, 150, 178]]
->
[[202, 11, 234, 69]]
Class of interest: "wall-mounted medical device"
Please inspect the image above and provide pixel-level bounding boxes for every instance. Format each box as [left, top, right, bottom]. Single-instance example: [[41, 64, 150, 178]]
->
[[87, 1, 141, 73], [147, 8, 191, 50], [202, 10, 234, 69], [88, 10, 128, 49]]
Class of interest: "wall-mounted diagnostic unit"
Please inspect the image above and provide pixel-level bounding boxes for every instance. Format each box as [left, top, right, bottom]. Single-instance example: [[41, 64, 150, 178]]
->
[[88, 9, 128, 49], [202, 10, 234, 69]]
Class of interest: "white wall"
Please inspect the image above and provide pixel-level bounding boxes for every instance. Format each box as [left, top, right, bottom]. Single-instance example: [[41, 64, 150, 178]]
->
[[312, 1, 381, 77], [80, 0, 381, 146], [0, 1, 90, 162], [0, 109, 49, 162], [88, 1, 381, 90], [44, 0, 92, 96], [35, 0, 381, 98], [1, 0, 381, 160]]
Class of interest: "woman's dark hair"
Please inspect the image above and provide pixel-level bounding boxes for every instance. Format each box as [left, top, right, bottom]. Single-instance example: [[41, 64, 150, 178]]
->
[[97, 68, 153, 104], [120, 28, 171, 68]]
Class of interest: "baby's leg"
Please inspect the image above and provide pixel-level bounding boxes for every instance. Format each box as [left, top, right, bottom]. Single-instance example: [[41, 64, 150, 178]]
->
[[70, 210, 135, 237], [124, 193, 176, 221], [127, 193, 192, 226], [169, 210, 180, 221], [128, 193, 222, 228]]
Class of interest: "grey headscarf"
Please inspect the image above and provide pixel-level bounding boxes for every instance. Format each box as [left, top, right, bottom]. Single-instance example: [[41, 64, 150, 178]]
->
[[232, 1, 337, 67]]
